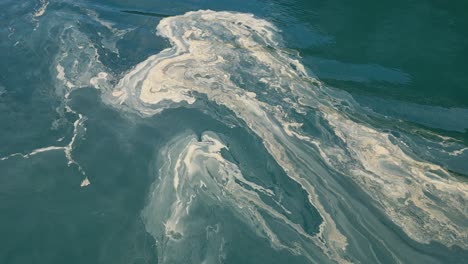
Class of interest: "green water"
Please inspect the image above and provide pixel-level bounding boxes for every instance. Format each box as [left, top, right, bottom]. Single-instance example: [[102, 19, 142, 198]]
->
[[0, 1, 467, 264]]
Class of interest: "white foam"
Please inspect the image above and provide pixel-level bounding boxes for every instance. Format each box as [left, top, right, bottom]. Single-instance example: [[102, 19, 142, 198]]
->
[[115, 11, 348, 262], [90, 72, 109, 89], [54, 23, 111, 96], [0, 145, 65, 161], [85, 9, 133, 55], [33, 0, 49, 18], [111, 10, 467, 256], [144, 132, 330, 262], [322, 111, 468, 246], [80, 177, 91, 187], [1, 107, 87, 186]]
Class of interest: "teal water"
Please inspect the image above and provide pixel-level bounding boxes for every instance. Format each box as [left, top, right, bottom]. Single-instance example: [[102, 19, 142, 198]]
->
[[0, 1, 467, 264]]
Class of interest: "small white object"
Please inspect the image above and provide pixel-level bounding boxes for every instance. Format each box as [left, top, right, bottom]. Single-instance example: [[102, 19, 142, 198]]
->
[[80, 177, 91, 187]]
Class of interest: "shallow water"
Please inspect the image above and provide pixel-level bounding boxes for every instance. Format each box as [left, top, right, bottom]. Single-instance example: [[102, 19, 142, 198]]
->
[[1, 1, 467, 263]]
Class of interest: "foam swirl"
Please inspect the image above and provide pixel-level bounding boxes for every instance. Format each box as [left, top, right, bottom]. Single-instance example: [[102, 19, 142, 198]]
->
[[108, 10, 468, 262]]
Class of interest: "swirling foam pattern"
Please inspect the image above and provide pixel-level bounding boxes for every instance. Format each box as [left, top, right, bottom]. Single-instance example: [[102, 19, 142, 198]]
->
[[106, 10, 467, 263]]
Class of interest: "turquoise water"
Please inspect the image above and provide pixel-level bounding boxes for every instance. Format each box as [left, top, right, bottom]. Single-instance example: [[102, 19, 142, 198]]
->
[[1, 1, 467, 263]]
